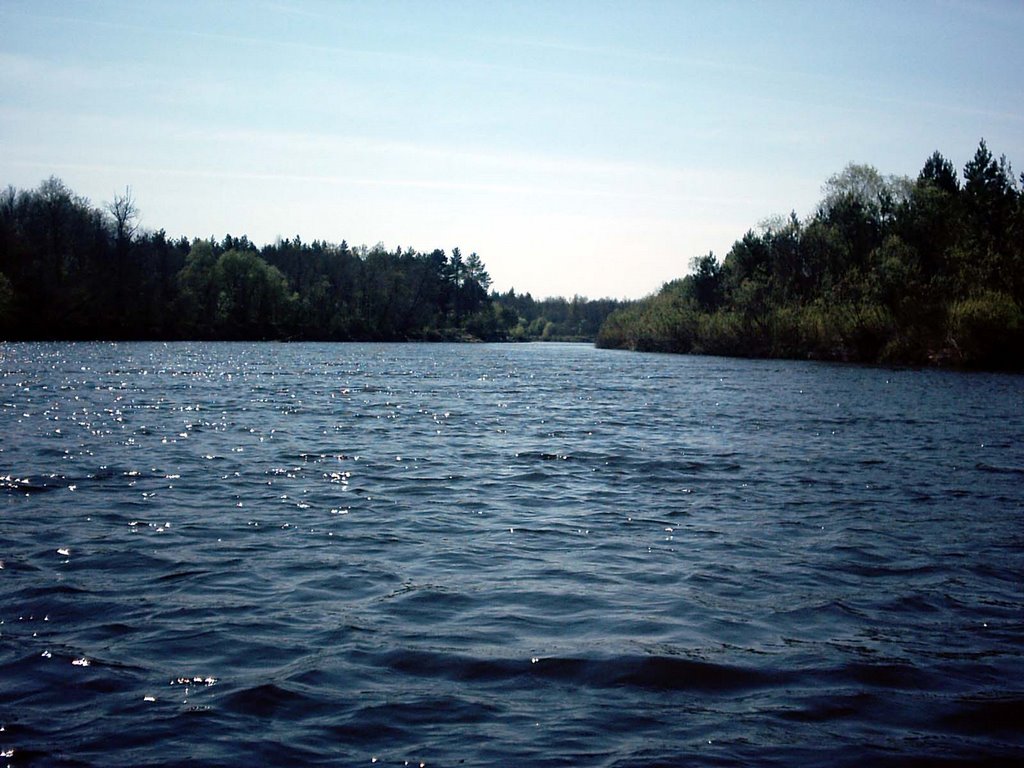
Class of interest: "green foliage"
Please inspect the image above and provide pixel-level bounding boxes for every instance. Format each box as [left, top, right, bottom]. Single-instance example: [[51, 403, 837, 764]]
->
[[212, 249, 294, 338], [689, 253, 723, 312], [0, 178, 624, 343], [948, 291, 1023, 368], [501, 291, 627, 342], [919, 151, 959, 194], [0, 272, 14, 330], [597, 140, 1024, 370]]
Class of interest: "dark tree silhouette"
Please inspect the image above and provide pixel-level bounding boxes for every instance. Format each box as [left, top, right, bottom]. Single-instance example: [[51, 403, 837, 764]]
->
[[598, 139, 1023, 370]]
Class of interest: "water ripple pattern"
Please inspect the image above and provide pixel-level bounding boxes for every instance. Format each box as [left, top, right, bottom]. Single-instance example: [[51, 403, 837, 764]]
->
[[1, 341, 1022, 766]]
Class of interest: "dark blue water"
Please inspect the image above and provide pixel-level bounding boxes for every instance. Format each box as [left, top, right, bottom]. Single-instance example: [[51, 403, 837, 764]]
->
[[1, 342, 1022, 767]]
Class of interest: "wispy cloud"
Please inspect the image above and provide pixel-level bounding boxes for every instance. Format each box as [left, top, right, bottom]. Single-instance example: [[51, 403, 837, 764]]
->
[[7, 148, 771, 211], [180, 122, 782, 203], [0, 51, 107, 90], [257, 1, 333, 21]]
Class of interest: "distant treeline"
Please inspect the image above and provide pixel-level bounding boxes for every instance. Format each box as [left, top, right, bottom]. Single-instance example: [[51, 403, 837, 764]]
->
[[598, 140, 1023, 370], [0, 179, 623, 342]]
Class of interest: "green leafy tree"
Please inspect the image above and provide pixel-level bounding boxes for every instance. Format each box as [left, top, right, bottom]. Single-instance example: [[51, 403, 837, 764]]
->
[[597, 142, 1022, 369], [212, 249, 294, 338], [176, 239, 221, 336]]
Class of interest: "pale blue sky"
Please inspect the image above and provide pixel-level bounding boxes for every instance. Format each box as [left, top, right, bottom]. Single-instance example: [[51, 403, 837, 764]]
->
[[2, 0, 1022, 298]]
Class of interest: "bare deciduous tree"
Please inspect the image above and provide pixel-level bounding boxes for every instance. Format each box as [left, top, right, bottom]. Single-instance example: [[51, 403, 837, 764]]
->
[[107, 186, 139, 245]]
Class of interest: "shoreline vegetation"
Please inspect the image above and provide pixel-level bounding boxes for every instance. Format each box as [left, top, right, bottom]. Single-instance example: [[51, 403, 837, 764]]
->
[[0, 182, 623, 345], [1, 139, 1021, 370], [597, 140, 1023, 371]]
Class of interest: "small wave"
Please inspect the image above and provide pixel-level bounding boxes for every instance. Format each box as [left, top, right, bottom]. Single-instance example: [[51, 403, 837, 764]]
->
[[776, 691, 878, 723], [834, 661, 936, 690], [536, 654, 787, 693], [376, 649, 784, 693], [0, 474, 58, 494], [975, 462, 1024, 476], [515, 450, 574, 462], [156, 568, 211, 583], [3, 342, 1023, 768], [937, 694, 1024, 736], [221, 682, 311, 717]]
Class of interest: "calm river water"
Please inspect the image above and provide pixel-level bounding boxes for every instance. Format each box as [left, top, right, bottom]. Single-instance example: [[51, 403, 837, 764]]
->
[[1, 342, 1022, 766]]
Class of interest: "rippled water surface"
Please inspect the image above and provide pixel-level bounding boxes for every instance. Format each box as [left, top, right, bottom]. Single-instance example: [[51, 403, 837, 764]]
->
[[1, 342, 1022, 767]]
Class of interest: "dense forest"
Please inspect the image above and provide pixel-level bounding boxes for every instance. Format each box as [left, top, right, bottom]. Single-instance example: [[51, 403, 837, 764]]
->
[[597, 140, 1023, 369], [4, 138, 1021, 368], [0, 180, 623, 343]]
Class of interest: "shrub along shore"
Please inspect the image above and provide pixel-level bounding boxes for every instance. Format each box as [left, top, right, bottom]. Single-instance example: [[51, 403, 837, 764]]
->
[[2, 139, 1021, 369], [597, 140, 1023, 370]]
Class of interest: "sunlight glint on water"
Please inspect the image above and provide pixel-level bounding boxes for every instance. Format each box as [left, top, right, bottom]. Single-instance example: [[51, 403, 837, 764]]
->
[[0, 341, 1022, 767]]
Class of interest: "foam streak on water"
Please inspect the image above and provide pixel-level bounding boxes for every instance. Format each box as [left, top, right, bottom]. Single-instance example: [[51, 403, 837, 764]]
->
[[1, 341, 1022, 766]]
